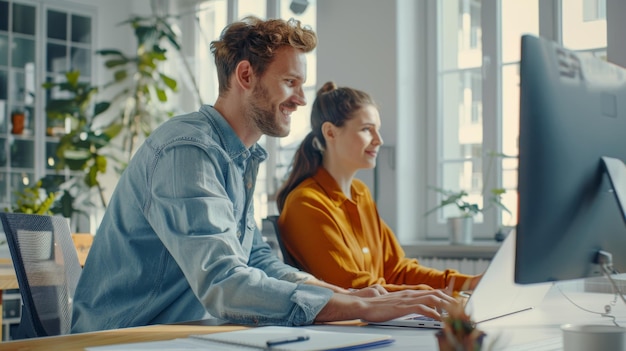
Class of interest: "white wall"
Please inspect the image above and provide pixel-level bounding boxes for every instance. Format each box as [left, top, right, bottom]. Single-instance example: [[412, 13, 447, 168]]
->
[[316, 0, 431, 240], [316, 0, 401, 234]]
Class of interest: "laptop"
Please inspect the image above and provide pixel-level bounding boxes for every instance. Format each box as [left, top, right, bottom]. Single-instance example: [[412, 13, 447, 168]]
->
[[366, 230, 552, 328]]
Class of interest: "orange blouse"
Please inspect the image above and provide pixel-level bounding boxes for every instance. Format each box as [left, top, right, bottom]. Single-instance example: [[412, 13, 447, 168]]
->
[[278, 167, 472, 292]]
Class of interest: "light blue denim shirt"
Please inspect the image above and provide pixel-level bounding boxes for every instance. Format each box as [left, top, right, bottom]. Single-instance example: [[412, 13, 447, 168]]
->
[[71, 105, 333, 333]]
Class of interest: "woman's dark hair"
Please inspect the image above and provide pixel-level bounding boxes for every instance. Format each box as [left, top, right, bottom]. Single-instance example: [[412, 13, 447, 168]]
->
[[276, 81, 376, 212]]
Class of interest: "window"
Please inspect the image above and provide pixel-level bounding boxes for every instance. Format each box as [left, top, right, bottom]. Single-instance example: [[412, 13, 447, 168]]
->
[[429, 0, 606, 239], [0, 0, 94, 211]]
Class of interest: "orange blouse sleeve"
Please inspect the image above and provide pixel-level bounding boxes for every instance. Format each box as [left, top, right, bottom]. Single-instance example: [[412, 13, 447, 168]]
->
[[378, 220, 473, 291]]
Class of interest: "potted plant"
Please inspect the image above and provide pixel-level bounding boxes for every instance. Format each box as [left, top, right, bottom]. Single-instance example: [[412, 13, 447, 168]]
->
[[11, 109, 25, 135], [426, 187, 508, 244], [4, 180, 56, 215], [426, 152, 512, 244], [435, 296, 487, 351]]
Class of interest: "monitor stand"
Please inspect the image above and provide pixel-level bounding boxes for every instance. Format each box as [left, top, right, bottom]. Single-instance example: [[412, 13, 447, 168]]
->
[[597, 157, 626, 306], [601, 156, 626, 223]]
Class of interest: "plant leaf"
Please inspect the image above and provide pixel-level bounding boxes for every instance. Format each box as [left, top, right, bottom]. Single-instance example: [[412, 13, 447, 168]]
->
[[94, 102, 111, 116], [159, 73, 177, 91]]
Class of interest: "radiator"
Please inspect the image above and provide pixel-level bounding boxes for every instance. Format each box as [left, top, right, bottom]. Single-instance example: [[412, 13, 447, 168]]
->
[[416, 257, 491, 276]]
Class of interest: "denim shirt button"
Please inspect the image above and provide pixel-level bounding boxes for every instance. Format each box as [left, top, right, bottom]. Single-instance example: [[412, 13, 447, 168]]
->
[[236, 230, 242, 238], [246, 182, 252, 189]]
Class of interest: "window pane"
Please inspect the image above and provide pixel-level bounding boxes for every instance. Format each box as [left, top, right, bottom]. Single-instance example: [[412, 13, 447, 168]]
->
[[48, 10, 67, 40], [9, 69, 25, 102], [0, 169, 6, 203], [10, 172, 35, 200], [501, 0, 539, 63], [582, 0, 606, 21], [279, 0, 317, 149], [0, 100, 6, 133], [238, 0, 266, 20], [196, 0, 227, 105], [0, 69, 6, 100], [11, 139, 34, 168], [71, 14, 91, 43], [71, 46, 90, 76], [440, 0, 482, 71], [46, 141, 60, 170], [438, 0, 483, 216], [0, 1, 8, 32], [562, 0, 606, 50], [12, 3, 36, 36], [501, 64, 519, 158], [47, 42, 67, 73], [441, 69, 483, 160], [501, 156, 518, 225], [278, 0, 317, 171], [11, 37, 35, 68], [8, 64, 35, 106], [0, 34, 7, 66]]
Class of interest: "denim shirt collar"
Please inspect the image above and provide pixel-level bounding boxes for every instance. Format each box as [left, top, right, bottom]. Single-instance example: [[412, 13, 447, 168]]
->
[[200, 105, 268, 163]]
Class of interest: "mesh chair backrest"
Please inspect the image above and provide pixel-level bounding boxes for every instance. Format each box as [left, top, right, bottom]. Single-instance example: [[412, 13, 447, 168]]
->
[[0, 213, 82, 338], [266, 215, 301, 269]]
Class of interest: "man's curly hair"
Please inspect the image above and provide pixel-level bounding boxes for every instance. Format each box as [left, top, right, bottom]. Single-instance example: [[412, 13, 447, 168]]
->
[[210, 16, 317, 95]]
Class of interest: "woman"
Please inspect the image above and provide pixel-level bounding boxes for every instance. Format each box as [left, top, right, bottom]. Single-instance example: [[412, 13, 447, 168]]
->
[[277, 81, 480, 292]]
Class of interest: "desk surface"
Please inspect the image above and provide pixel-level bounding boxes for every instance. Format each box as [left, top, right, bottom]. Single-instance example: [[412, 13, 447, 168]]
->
[[1, 323, 250, 351], [2, 286, 625, 351], [0, 266, 18, 290]]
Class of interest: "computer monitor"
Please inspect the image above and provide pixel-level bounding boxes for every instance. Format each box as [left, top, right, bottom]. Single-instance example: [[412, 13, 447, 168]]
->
[[515, 34, 626, 284]]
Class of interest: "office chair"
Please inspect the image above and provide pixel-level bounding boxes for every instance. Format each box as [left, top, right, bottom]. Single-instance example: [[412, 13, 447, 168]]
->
[[265, 215, 301, 269], [0, 212, 82, 339]]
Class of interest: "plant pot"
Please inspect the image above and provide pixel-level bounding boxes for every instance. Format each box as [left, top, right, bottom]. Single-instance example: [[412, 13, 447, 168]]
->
[[447, 216, 473, 245], [11, 111, 25, 135], [436, 329, 486, 351]]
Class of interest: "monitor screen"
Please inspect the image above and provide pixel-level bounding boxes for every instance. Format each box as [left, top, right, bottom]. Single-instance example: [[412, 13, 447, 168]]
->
[[515, 34, 626, 284]]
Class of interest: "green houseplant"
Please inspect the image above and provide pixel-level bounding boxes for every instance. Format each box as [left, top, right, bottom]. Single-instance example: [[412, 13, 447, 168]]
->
[[425, 186, 509, 219], [42, 70, 118, 211], [4, 180, 56, 215], [95, 13, 202, 163], [426, 151, 512, 243]]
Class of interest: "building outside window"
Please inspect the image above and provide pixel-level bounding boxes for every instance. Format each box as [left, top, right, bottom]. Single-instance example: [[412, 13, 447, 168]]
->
[[429, 0, 606, 240]]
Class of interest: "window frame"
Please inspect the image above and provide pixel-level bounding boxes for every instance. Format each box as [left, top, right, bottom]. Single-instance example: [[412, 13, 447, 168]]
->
[[425, 0, 608, 240]]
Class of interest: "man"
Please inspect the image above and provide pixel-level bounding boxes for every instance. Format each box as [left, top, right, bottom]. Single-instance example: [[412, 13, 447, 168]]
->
[[71, 16, 454, 333]]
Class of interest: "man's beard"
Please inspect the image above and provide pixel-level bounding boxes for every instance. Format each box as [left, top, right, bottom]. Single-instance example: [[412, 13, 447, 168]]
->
[[247, 83, 289, 137]]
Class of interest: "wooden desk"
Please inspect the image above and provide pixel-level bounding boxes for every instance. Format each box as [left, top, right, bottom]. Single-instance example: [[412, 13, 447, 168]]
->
[[0, 323, 249, 351], [0, 264, 19, 330], [0, 266, 18, 290]]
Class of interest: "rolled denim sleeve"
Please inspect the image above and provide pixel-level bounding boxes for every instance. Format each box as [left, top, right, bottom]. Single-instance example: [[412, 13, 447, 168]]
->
[[248, 225, 314, 283]]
